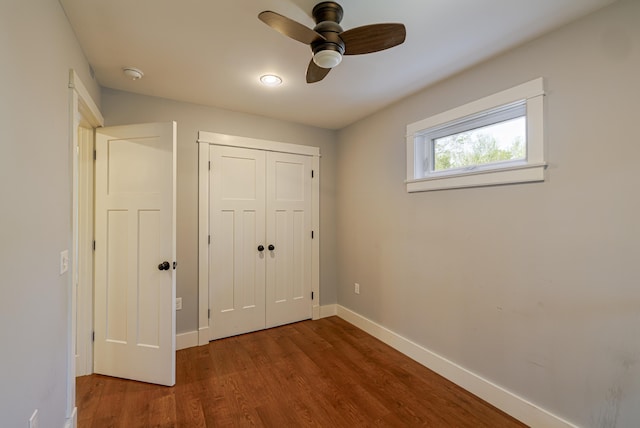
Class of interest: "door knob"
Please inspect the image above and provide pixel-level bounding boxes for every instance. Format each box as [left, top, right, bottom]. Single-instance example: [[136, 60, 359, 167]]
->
[[268, 244, 275, 251], [257, 245, 265, 252], [158, 261, 170, 271]]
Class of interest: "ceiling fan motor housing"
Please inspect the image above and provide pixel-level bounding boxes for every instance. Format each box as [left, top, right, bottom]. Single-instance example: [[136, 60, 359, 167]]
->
[[311, 21, 345, 56], [312, 2, 343, 24], [311, 2, 345, 56]]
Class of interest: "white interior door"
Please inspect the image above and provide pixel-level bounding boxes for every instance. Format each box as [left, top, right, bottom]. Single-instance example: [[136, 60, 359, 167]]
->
[[265, 152, 313, 328], [210, 145, 266, 340], [94, 122, 176, 386]]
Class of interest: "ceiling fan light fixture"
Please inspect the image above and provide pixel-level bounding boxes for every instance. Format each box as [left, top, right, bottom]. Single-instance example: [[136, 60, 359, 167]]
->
[[258, 2, 406, 83], [313, 49, 342, 69], [259, 74, 283, 86]]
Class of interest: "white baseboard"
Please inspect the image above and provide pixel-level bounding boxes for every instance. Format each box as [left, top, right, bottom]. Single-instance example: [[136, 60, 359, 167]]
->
[[182, 308, 337, 351], [64, 407, 77, 428], [176, 330, 199, 350], [336, 305, 577, 428], [319, 303, 337, 318]]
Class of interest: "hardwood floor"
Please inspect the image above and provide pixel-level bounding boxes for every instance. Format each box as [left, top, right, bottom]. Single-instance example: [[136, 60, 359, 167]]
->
[[77, 316, 526, 427]]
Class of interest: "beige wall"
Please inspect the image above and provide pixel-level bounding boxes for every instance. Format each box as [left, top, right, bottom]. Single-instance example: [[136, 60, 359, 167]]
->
[[336, 0, 639, 426], [100, 90, 339, 334], [0, 0, 101, 425]]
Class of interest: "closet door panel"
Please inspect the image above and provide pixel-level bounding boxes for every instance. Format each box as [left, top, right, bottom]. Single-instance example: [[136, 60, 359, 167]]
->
[[266, 152, 313, 328], [210, 146, 266, 339]]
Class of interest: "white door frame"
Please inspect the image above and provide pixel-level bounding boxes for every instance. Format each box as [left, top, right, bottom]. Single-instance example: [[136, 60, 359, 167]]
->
[[68, 69, 104, 426], [197, 132, 321, 345], [75, 124, 94, 377]]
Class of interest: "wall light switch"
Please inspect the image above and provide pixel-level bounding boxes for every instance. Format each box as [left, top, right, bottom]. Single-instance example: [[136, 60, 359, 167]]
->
[[60, 250, 69, 275]]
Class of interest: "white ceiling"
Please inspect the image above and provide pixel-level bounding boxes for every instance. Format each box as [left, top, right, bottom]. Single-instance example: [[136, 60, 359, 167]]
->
[[60, 0, 615, 130]]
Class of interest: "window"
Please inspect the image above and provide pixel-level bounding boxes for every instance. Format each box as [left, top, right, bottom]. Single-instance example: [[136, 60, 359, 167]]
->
[[406, 78, 545, 192]]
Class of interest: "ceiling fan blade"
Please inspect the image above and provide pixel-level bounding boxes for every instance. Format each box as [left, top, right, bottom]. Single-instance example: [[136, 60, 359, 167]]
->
[[341, 23, 406, 55], [259, 11, 326, 45], [306, 59, 331, 83]]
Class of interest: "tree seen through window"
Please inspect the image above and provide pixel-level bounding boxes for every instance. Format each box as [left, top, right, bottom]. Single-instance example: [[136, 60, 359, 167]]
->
[[431, 116, 526, 171]]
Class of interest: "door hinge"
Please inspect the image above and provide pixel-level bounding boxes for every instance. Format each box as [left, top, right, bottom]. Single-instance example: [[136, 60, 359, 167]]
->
[[311, 291, 314, 300], [311, 170, 314, 178], [311, 231, 314, 239], [93, 240, 95, 251], [93, 150, 96, 161], [208, 235, 211, 245], [92, 331, 95, 342], [208, 309, 211, 319], [208, 161, 211, 170]]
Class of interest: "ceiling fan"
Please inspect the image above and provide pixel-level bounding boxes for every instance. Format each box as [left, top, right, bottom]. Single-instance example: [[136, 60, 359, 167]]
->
[[259, 1, 406, 83]]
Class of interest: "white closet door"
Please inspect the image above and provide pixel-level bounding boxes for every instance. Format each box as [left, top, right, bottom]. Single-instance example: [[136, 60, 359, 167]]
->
[[210, 145, 266, 339], [265, 152, 313, 328]]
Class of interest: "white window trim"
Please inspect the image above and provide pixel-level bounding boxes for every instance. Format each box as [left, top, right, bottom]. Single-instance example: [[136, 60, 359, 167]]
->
[[406, 78, 546, 192]]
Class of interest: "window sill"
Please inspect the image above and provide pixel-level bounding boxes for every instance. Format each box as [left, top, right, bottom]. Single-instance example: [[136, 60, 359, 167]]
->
[[405, 162, 546, 192]]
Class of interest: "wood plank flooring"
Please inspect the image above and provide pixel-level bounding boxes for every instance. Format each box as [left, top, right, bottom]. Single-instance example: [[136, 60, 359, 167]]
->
[[77, 316, 527, 427]]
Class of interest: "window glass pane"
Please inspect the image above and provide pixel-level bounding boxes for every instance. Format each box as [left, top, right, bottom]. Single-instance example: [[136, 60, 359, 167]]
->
[[432, 116, 526, 171]]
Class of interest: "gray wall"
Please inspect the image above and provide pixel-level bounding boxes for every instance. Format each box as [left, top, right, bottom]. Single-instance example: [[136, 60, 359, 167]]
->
[[0, 0, 100, 426], [100, 89, 339, 334], [2, 0, 636, 426], [336, 1, 639, 426]]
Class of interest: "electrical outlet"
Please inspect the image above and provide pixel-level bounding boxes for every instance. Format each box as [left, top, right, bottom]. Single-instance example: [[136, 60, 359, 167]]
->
[[29, 409, 39, 428], [60, 250, 69, 275], [175, 297, 182, 311], [354, 283, 360, 294]]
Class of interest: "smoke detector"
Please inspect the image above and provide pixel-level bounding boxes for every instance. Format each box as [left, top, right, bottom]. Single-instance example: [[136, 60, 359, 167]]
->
[[123, 67, 144, 80]]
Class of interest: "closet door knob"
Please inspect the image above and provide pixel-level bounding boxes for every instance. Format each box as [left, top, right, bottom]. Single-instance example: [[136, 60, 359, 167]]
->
[[268, 244, 275, 251], [158, 261, 170, 271], [257, 245, 265, 252]]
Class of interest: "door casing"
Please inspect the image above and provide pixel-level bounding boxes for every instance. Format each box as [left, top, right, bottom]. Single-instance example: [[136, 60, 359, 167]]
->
[[75, 124, 95, 377], [197, 132, 320, 345], [68, 69, 104, 425]]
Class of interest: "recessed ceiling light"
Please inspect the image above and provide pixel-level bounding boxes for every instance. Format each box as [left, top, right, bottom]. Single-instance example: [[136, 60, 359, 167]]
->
[[260, 74, 282, 87]]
